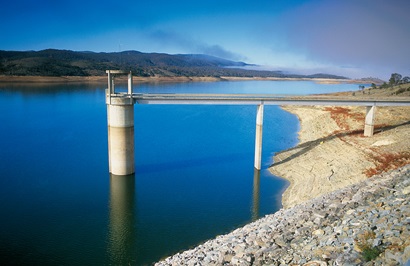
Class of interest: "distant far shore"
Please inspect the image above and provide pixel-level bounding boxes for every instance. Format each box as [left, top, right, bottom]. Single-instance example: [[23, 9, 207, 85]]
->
[[0, 75, 374, 85]]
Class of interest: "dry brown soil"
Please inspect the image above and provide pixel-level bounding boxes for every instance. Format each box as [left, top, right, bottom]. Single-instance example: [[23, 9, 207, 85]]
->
[[270, 86, 410, 208]]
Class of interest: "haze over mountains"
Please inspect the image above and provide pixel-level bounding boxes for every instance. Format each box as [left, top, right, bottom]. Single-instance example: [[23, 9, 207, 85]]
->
[[0, 49, 348, 79]]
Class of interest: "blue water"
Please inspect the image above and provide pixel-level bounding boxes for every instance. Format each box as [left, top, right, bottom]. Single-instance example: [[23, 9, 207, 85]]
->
[[0, 80, 359, 265]]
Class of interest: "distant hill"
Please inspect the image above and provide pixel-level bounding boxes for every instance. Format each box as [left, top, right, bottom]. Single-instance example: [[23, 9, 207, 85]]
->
[[0, 49, 348, 79]]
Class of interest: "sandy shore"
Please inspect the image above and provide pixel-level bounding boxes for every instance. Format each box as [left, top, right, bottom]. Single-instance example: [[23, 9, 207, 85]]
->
[[270, 88, 410, 208]]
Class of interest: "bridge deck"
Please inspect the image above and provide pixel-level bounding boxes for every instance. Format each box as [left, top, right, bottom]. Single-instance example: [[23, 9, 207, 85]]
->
[[105, 71, 410, 175], [125, 93, 410, 106], [105, 76, 410, 174]]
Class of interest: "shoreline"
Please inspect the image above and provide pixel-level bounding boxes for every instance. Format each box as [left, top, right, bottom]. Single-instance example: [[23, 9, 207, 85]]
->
[[270, 105, 371, 208], [270, 95, 410, 208], [0, 75, 373, 84]]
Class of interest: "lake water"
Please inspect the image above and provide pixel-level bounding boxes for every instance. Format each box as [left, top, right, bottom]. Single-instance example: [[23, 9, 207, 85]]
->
[[0, 80, 359, 265]]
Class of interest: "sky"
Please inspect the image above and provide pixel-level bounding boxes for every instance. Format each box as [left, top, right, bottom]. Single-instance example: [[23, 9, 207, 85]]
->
[[1, 0, 409, 79]]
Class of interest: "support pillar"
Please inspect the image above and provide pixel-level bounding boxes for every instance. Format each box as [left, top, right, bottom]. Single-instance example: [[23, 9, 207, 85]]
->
[[106, 70, 135, 175], [107, 104, 135, 175], [364, 105, 376, 137], [128, 72, 133, 95], [254, 103, 264, 170]]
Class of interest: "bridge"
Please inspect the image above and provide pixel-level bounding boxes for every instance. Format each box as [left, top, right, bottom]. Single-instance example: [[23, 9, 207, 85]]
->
[[106, 70, 410, 175]]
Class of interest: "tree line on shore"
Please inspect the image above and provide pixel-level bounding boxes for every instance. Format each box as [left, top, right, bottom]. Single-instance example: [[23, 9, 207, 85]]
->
[[356, 73, 410, 96], [371, 73, 410, 89]]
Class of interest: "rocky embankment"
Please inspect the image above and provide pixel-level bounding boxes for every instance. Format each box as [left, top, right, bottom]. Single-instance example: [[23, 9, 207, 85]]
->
[[155, 165, 410, 265]]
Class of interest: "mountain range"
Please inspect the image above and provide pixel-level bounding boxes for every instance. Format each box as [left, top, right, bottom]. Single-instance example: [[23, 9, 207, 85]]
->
[[0, 49, 347, 79]]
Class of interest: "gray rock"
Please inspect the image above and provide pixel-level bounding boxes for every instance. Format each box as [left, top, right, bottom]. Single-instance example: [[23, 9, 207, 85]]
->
[[154, 165, 410, 266]]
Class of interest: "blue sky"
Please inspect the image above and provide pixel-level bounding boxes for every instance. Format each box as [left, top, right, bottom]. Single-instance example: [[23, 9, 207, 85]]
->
[[1, 0, 409, 79]]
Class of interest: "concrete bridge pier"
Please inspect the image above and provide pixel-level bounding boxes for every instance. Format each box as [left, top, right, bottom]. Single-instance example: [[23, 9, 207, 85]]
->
[[106, 70, 135, 175], [254, 103, 264, 170], [364, 105, 376, 137]]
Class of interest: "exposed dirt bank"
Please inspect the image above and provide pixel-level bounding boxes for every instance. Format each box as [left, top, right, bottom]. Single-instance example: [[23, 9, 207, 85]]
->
[[270, 86, 410, 208]]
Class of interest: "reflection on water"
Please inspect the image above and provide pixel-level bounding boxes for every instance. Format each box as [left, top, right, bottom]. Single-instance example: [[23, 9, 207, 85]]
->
[[107, 171, 262, 264], [252, 169, 260, 221], [108, 174, 137, 265]]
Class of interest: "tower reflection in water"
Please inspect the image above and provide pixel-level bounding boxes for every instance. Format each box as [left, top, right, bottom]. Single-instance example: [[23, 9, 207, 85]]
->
[[107, 170, 261, 263], [252, 169, 260, 221], [108, 174, 137, 265]]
